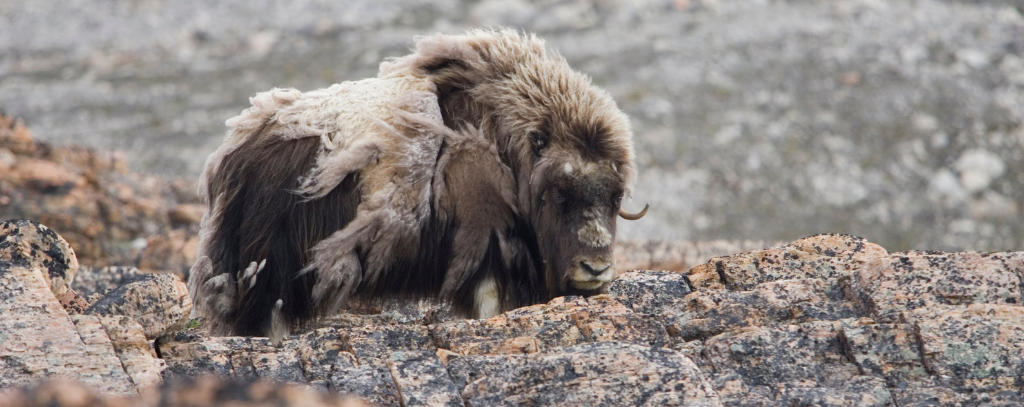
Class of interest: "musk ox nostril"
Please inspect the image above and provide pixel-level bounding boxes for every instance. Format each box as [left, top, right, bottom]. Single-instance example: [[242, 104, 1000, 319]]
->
[[581, 260, 611, 276]]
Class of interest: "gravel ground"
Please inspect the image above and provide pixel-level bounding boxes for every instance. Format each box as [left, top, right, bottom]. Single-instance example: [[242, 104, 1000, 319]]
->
[[2, 0, 1023, 251]]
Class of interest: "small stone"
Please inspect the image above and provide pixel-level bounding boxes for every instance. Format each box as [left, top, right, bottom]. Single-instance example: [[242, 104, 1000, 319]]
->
[[85, 273, 192, 339], [0, 219, 80, 301], [955, 149, 1005, 193]]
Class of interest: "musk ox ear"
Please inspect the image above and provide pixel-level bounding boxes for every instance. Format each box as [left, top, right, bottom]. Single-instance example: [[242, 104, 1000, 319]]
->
[[378, 33, 488, 92]]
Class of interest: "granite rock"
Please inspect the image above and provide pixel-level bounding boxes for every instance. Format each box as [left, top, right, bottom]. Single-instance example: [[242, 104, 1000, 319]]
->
[[607, 270, 693, 314], [685, 234, 888, 290], [662, 278, 862, 340], [5, 219, 1024, 405], [387, 350, 462, 407], [0, 264, 138, 396], [0, 377, 370, 407], [446, 341, 722, 407], [0, 219, 79, 299], [85, 273, 192, 339], [70, 265, 144, 299], [852, 251, 1024, 322]]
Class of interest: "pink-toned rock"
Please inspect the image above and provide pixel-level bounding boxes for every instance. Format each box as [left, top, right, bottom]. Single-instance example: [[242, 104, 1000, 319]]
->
[[0, 264, 137, 397], [0, 377, 371, 407], [685, 234, 887, 290], [840, 322, 929, 383], [851, 251, 1023, 322], [0, 219, 79, 300], [97, 315, 164, 391], [662, 278, 862, 340], [85, 273, 192, 339], [11, 159, 81, 194], [446, 342, 723, 406], [913, 304, 1024, 391], [431, 295, 668, 356]]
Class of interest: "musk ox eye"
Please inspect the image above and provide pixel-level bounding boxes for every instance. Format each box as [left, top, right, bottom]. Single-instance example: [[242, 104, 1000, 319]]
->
[[613, 192, 623, 208], [529, 130, 549, 156], [552, 187, 566, 204]]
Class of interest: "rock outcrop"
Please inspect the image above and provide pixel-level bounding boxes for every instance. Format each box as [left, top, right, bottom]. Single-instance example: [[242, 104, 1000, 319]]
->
[[4, 220, 1024, 405], [0, 220, 185, 397]]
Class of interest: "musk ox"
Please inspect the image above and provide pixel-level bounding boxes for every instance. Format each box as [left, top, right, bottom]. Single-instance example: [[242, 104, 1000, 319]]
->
[[187, 29, 648, 341]]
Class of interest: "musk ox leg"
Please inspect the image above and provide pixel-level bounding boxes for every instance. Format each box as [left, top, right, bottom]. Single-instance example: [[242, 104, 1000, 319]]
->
[[196, 133, 361, 337], [188, 256, 238, 335], [307, 195, 431, 314]]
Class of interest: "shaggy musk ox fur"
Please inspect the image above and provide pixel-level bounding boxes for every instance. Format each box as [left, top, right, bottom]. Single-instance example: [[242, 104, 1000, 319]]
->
[[188, 29, 648, 341]]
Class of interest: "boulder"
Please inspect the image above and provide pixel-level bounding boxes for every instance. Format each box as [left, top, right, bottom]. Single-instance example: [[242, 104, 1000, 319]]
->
[[85, 273, 192, 339]]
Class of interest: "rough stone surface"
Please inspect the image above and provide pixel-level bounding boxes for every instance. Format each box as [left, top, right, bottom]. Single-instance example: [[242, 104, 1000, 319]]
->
[[685, 234, 888, 290], [0, 264, 138, 397], [852, 251, 1024, 322], [387, 350, 462, 407], [0, 377, 370, 407], [0, 219, 79, 299], [97, 315, 165, 392], [5, 221, 1024, 405], [914, 304, 1024, 392], [608, 270, 693, 314], [159, 327, 400, 406], [447, 342, 722, 406], [85, 273, 192, 339], [70, 265, 144, 299], [662, 278, 862, 341]]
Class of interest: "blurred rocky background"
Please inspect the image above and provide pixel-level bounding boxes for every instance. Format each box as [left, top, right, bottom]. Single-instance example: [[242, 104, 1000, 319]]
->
[[2, 0, 1023, 252]]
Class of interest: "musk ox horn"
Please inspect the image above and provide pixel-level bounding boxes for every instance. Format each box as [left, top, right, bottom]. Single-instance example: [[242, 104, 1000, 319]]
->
[[619, 204, 649, 220]]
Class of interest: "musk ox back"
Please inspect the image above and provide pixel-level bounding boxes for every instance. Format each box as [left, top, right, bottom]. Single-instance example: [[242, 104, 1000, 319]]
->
[[188, 29, 647, 341]]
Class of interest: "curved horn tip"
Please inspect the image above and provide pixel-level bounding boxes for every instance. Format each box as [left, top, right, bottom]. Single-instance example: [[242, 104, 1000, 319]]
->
[[619, 203, 649, 221]]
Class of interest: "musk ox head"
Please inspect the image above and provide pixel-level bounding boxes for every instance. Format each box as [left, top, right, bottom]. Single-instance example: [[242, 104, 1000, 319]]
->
[[383, 29, 646, 298]]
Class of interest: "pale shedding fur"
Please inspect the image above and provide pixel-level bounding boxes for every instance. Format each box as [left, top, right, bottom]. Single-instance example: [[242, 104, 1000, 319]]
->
[[474, 275, 501, 319], [578, 218, 613, 248], [268, 299, 289, 345]]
